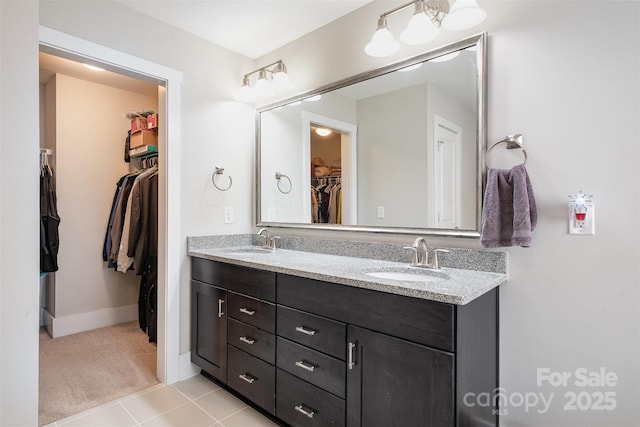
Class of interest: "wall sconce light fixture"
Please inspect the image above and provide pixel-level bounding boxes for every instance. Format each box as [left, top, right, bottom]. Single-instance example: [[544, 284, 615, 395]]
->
[[365, 0, 487, 57], [238, 60, 292, 102]]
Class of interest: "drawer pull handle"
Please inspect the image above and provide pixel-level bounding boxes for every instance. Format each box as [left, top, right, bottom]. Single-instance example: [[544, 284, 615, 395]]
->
[[239, 308, 256, 316], [295, 326, 316, 336], [239, 336, 255, 345], [348, 342, 356, 370], [294, 404, 316, 419], [295, 360, 316, 372], [239, 373, 256, 384], [217, 299, 225, 318]]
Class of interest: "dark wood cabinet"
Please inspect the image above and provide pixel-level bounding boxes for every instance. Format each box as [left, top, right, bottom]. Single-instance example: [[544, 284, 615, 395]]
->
[[190, 280, 227, 382], [190, 257, 498, 427], [346, 325, 454, 427]]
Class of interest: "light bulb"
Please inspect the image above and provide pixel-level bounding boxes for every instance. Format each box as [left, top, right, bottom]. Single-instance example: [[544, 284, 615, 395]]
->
[[315, 128, 332, 137], [237, 76, 255, 103], [364, 17, 399, 57], [272, 62, 292, 91], [400, 2, 440, 45], [254, 69, 274, 98], [273, 71, 292, 91], [442, 0, 487, 31]]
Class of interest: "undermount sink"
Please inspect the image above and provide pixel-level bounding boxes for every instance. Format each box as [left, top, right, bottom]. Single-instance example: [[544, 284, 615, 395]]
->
[[363, 267, 449, 282], [223, 247, 274, 255]]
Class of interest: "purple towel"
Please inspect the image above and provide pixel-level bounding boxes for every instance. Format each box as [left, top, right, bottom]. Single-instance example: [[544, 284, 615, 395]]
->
[[481, 163, 537, 248]]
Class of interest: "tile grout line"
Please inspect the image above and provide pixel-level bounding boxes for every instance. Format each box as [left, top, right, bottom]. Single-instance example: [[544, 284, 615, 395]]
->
[[174, 384, 251, 424], [172, 385, 227, 424], [116, 399, 142, 426]]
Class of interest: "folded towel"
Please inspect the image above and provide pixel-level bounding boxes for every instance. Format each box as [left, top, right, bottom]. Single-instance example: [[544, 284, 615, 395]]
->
[[481, 163, 537, 248]]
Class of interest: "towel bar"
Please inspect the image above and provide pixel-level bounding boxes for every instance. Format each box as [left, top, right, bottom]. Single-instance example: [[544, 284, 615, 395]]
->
[[486, 134, 527, 168]]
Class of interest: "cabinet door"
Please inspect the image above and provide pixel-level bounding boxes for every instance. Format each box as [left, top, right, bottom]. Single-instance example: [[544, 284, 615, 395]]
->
[[191, 280, 227, 382], [347, 326, 454, 427]]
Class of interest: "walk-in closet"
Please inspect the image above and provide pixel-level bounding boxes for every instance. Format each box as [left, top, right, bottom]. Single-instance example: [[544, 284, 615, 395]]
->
[[38, 51, 162, 425]]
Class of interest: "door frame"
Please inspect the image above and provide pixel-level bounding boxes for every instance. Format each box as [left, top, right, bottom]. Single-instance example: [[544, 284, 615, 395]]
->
[[301, 111, 358, 224], [38, 26, 183, 385]]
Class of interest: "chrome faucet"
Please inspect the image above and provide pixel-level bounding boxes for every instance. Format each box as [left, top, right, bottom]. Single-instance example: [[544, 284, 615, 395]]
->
[[258, 228, 279, 250], [404, 237, 449, 269]]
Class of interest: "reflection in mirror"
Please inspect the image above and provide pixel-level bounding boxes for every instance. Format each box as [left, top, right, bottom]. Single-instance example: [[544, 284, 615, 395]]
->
[[257, 33, 486, 237]]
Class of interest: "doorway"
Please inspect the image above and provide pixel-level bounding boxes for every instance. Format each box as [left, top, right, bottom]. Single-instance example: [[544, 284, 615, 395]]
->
[[302, 112, 358, 225], [39, 26, 182, 387]]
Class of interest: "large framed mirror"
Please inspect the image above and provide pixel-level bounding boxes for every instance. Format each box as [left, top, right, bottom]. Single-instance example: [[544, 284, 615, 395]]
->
[[257, 33, 486, 237]]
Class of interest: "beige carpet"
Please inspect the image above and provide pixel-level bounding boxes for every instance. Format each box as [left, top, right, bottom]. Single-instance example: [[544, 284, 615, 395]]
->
[[39, 321, 158, 426]]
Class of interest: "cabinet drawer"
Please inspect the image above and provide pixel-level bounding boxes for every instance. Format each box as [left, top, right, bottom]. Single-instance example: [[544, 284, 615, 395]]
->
[[278, 274, 455, 352], [191, 258, 276, 302], [277, 337, 345, 398], [277, 369, 345, 427], [277, 305, 346, 360], [227, 318, 275, 365], [227, 345, 275, 415], [228, 292, 275, 333]]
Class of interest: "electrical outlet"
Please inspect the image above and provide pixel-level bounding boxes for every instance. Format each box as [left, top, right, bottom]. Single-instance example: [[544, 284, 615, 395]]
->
[[223, 207, 234, 224], [568, 205, 594, 235], [377, 206, 385, 219]]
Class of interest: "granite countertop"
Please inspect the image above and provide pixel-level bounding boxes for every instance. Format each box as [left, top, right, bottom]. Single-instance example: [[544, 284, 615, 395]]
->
[[188, 245, 507, 305]]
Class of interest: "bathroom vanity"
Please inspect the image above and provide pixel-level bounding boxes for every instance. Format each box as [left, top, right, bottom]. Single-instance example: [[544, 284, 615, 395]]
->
[[189, 239, 506, 427]]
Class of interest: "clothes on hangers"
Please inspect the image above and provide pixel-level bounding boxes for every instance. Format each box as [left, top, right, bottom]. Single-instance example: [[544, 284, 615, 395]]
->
[[311, 176, 342, 224], [117, 167, 157, 273], [102, 161, 158, 342], [40, 159, 60, 273]]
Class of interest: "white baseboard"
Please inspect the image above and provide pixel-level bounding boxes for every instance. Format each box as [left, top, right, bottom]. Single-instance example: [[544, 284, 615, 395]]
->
[[179, 352, 201, 380], [48, 304, 138, 338]]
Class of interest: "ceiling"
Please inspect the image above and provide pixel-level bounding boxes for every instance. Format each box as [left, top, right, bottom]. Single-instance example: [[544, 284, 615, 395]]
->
[[39, 52, 159, 96], [116, 0, 374, 59], [39, 1, 374, 95]]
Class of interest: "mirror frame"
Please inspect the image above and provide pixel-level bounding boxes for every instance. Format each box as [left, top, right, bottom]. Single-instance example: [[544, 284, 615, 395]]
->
[[256, 32, 487, 237]]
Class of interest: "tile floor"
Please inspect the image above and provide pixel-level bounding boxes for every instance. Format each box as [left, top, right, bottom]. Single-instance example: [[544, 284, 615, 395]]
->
[[44, 374, 279, 427]]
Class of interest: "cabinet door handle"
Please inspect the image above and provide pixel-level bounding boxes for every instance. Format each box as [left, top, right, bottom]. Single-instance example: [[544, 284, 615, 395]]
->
[[294, 404, 316, 419], [239, 373, 256, 384], [295, 326, 316, 336], [295, 360, 316, 372], [348, 342, 356, 370], [239, 336, 255, 345], [239, 307, 255, 316], [217, 299, 225, 318]]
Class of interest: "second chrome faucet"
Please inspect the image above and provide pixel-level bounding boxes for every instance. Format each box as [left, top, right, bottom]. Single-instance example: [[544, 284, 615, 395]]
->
[[258, 228, 280, 250], [404, 236, 449, 269]]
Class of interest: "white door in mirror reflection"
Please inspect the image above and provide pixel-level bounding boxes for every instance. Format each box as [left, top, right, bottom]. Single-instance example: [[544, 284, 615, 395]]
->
[[432, 116, 462, 229]]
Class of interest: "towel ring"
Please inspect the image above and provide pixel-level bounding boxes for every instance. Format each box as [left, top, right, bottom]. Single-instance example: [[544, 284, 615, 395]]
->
[[212, 166, 232, 191], [485, 134, 527, 168], [275, 172, 292, 194]]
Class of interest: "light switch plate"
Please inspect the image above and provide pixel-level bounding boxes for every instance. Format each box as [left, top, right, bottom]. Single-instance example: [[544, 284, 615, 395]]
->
[[377, 206, 385, 219], [223, 207, 234, 224]]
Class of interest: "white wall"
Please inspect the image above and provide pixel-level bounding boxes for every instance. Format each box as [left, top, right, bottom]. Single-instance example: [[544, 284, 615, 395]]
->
[[256, 1, 640, 426], [47, 73, 157, 335], [357, 84, 429, 226], [0, 1, 40, 425]]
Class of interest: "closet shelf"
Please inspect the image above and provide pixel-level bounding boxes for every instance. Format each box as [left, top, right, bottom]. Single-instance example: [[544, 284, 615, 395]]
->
[[129, 145, 158, 158]]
